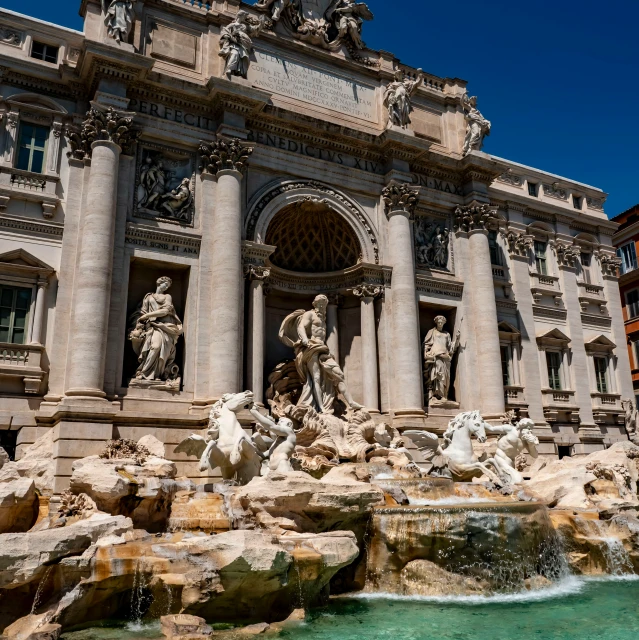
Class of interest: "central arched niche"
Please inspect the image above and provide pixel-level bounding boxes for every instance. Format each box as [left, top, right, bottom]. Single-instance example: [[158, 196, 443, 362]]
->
[[265, 199, 362, 273]]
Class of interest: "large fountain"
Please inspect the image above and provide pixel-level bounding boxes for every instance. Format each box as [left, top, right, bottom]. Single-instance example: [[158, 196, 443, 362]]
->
[[1, 298, 638, 639]]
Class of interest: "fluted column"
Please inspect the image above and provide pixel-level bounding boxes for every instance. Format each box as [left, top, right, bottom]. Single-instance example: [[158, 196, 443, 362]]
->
[[454, 204, 505, 416], [326, 294, 341, 364], [245, 265, 270, 405], [382, 182, 424, 416], [66, 107, 137, 398], [200, 138, 253, 398], [354, 285, 382, 413], [29, 279, 49, 346]]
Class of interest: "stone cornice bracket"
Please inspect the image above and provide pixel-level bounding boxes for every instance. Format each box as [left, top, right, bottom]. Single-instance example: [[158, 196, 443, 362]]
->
[[381, 181, 420, 219], [501, 229, 534, 257], [453, 203, 498, 234], [352, 284, 383, 299], [244, 264, 271, 281], [199, 137, 254, 175], [597, 253, 622, 278], [66, 106, 138, 160], [551, 241, 580, 268]]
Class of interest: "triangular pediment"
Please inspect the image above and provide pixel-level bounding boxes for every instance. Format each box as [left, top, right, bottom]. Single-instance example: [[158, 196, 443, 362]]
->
[[498, 321, 520, 335], [586, 334, 617, 349], [536, 328, 571, 344], [0, 249, 53, 271]]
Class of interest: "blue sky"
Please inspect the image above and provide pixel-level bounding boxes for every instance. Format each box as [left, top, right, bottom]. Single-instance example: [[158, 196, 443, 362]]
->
[[4, 0, 637, 217]]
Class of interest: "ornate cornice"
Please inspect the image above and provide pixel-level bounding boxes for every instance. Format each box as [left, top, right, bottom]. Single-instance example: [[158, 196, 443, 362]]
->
[[67, 107, 138, 159], [0, 214, 63, 238], [415, 274, 464, 299], [124, 223, 201, 254], [199, 137, 253, 175], [453, 203, 498, 233], [495, 171, 523, 188], [382, 181, 420, 218]]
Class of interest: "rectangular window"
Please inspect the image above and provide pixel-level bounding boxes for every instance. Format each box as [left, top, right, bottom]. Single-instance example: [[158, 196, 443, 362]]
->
[[500, 345, 511, 386], [573, 195, 582, 210], [489, 230, 502, 266], [580, 252, 592, 284], [0, 285, 32, 345], [594, 357, 609, 394], [528, 182, 538, 197], [546, 351, 562, 390], [534, 241, 548, 275], [16, 123, 49, 174], [30, 41, 59, 64], [617, 243, 638, 275], [627, 289, 639, 319]]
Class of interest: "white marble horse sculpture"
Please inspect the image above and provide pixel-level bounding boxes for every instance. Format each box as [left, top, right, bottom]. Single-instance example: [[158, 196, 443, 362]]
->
[[176, 391, 262, 484], [440, 411, 502, 483]]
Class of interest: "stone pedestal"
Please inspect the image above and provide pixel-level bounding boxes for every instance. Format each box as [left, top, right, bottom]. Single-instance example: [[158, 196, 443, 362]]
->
[[66, 140, 121, 399]]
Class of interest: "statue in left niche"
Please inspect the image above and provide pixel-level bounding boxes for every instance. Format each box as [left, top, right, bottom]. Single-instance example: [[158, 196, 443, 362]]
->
[[384, 69, 424, 129], [219, 10, 271, 79], [128, 276, 184, 389], [101, 0, 134, 44]]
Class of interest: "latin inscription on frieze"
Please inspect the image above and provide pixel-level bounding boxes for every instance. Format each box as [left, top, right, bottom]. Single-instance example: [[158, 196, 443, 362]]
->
[[128, 98, 216, 132], [411, 173, 463, 196], [249, 51, 378, 123]]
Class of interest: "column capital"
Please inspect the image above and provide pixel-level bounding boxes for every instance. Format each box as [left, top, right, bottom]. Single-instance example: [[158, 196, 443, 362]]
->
[[66, 106, 138, 160], [353, 284, 383, 300], [501, 229, 535, 258], [382, 181, 420, 218], [199, 137, 254, 176], [453, 202, 498, 234], [551, 240, 580, 269], [244, 264, 271, 282], [596, 253, 622, 279]]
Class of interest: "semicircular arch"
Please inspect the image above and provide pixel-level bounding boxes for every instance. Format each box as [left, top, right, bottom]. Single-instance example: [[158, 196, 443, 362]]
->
[[246, 179, 379, 265]]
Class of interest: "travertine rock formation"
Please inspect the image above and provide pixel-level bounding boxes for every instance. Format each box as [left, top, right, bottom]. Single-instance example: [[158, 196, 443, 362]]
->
[[0, 430, 55, 496], [0, 475, 38, 534], [525, 441, 639, 511]]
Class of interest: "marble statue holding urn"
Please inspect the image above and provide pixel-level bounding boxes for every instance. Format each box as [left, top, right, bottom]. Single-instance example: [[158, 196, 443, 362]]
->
[[423, 316, 460, 407]]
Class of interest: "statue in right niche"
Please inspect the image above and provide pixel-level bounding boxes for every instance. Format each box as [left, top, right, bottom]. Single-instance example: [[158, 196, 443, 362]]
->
[[423, 316, 460, 405]]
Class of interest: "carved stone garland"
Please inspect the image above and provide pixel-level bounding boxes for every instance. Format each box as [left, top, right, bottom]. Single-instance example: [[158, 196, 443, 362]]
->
[[352, 284, 382, 299], [453, 203, 498, 233], [66, 107, 137, 160], [244, 265, 271, 281]]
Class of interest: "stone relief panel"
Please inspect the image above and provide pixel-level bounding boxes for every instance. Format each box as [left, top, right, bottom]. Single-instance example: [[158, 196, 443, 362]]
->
[[414, 215, 451, 271], [0, 26, 25, 47], [148, 21, 199, 69], [134, 143, 195, 226]]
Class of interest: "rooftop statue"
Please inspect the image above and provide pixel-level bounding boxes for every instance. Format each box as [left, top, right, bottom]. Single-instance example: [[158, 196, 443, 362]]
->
[[384, 69, 424, 129], [485, 418, 540, 485], [326, 0, 374, 50], [101, 0, 133, 44], [219, 10, 270, 79], [462, 93, 491, 156], [279, 294, 363, 414]]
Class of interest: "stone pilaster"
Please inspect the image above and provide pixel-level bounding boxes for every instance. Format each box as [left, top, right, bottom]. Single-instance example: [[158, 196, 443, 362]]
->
[[382, 181, 424, 420], [326, 294, 341, 366], [354, 285, 382, 413], [245, 265, 270, 405], [200, 137, 254, 399], [454, 203, 505, 417], [29, 280, 49, 346], [65, 107, 137, 399]]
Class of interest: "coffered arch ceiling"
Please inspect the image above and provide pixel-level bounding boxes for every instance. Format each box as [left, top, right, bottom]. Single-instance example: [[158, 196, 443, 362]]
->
[[265, 199, 362, 274]]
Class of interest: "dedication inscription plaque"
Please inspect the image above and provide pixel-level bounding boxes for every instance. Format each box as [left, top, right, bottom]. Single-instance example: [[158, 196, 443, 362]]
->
[[249, 50, 378, 123]]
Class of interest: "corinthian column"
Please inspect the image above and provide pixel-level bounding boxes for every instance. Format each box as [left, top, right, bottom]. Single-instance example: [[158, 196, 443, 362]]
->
[[245, 265, 270, 405], [354, 285, 382, 413], [200, 138, 253, 399], [66, 107, 137, 398], [454, 203, 505, 416], [382, 181, 424, 418]]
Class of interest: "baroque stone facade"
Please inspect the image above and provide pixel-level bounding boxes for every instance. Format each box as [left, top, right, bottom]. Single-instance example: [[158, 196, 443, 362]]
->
[[0, 1, 631, 492]]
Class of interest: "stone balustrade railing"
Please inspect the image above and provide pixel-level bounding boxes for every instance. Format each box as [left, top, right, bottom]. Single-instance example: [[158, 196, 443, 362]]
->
[[0, 343, 45, 394]]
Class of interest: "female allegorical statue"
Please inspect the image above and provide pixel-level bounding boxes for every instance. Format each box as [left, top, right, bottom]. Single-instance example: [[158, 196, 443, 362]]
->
[[129, 277, 184, 383], [423, 315, 460, 404]]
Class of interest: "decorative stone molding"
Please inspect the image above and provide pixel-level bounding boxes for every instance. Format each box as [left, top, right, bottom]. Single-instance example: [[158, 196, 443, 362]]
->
[[597, 254, 622, 278], [352, 284, 382, 299], [199, 138, 253, 175], [244, 265, 271, 281], [552, 241, 580, 268], [0, 213, 63, 238], [453, 203, 498, 233], [543, 183, 568, 201], [586, 197, 606, 212], [124, 223, 201, 256], [501, 230, 534, 257], [496, 171, 523, 188], [0, 26, 24, 47], [415, 274, 464, 299], [381, 181, 419, 217], [67, 107, 138, 159], [532, 305, 567, 322]]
